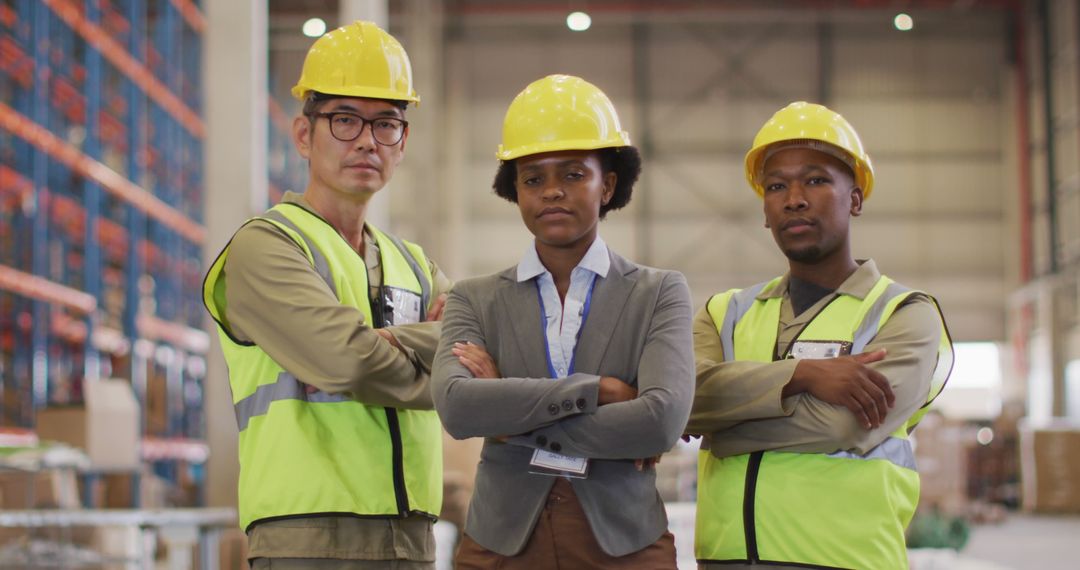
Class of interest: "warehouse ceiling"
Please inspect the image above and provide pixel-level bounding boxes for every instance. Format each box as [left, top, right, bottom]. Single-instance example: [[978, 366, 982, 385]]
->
[[267, 0, 1015, 43], [265, 0, 1013, 18]]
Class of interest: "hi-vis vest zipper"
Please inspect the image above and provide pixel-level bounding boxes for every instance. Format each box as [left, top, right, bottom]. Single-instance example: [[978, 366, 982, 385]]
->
[[695, 275, 952, 569], [203, 202, 442, 531]]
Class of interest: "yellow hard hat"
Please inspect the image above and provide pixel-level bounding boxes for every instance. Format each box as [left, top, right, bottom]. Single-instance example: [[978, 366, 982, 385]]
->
[[496, 75, 631, 160], [744, 101, 874, 199], [291, 20, 420, 105]]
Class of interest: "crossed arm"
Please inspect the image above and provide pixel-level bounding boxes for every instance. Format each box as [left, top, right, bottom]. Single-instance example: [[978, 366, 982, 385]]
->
[[687, 296, 942, 457], [431, 273, 695, 460], [223, 220, 448, 409]]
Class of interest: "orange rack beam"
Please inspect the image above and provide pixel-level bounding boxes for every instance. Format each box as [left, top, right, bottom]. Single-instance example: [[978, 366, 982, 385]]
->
[[0, 263, 97, 314], [142, 436, 210, 463], [42, 0, 205, 139], [268, 95, 293, 134], [137, 314, 210, 354], [169, 0, 206, 34], [0, 100, 206, 244]]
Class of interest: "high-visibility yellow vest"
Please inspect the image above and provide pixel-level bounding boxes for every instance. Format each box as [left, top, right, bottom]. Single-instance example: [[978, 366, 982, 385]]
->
[[695, 275, 952, 569], [203, 202, 442, 531]]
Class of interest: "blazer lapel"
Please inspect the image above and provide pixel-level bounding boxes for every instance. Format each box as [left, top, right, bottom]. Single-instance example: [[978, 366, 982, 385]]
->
[[572, 252, 638, 374], [496, 271, 551, 378]]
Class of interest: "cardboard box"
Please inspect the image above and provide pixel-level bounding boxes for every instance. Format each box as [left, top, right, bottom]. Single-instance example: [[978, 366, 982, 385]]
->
[[85, 470, 170, 509], [92, 526, 143, 570], [35, 379, 140, 470], [913, 412, 973, 516], [0, 468, 80, 509], [218, 528, 250, 570], [1019, 419, 1080, 513], [145, 367, 169, 436]]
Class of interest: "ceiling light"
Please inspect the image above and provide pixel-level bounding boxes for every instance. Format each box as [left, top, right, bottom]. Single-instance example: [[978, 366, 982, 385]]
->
[[303, 17, 327, 38], [894, 13, 914, 32], [566, 11, 591, 32]]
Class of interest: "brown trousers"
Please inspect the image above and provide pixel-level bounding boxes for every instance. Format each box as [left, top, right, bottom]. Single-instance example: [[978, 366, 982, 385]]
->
[[251, 559, 433, 569], [454, 478, 677, 569]]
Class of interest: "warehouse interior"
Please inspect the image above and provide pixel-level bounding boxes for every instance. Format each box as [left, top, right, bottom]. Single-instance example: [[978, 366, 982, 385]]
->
[[2, 0, 1080, 568]]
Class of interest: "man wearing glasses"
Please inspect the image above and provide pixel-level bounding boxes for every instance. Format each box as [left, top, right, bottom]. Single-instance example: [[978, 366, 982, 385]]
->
[[203, 21, 450, 569]]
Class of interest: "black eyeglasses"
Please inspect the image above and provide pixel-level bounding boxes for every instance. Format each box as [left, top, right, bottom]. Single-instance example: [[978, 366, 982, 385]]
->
[[311, 112, 408, 146]]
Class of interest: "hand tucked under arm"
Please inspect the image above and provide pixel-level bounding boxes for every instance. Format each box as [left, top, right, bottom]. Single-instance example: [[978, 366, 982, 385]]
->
[[452, 341, 501, 378], [598, 376, 637, 404], [426, 293, 448, 322]]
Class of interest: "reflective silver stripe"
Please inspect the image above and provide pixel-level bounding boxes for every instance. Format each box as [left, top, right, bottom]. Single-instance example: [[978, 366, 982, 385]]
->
[[261, 210, 337, 297], [851, 281, 911, 354], [234, 371, 348, 431], [381, 232, 431, 319], [720, 281, 771, 362], [826, 436, 916, 471]]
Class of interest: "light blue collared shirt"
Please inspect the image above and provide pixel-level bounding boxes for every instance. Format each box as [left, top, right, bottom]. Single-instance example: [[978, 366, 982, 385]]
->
[[516, 237, 611, 378]]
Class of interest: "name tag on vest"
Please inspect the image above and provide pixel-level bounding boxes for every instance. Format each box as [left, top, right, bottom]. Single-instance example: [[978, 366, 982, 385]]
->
[[790, 340, 852, 359], [382, 287, 423, 325]]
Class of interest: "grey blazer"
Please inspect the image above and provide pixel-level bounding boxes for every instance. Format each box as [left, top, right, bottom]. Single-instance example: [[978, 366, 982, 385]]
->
[[431, 251, 694, 557]]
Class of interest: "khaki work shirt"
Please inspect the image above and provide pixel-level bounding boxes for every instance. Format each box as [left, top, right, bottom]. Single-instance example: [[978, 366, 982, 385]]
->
[[687, 259, 943, 458], [223, 192, 451, 560]]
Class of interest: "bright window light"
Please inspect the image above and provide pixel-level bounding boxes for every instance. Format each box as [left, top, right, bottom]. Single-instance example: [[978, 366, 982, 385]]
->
[[1065, 360, 1080, 419], [894, 13, 914, 31], [303, 17, 327, 38], [567, 11, 591, 32], [948, 342, 1002, 389], [930, 342, 1003, 420]]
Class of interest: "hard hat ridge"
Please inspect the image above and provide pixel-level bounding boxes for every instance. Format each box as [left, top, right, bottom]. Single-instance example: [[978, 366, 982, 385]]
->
[[496, 74, 631, 160], [291, 20, 420, 106]]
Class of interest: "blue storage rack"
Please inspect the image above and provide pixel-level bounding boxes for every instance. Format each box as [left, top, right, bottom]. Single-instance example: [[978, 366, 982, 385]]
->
[[0, 0, 208, 506]]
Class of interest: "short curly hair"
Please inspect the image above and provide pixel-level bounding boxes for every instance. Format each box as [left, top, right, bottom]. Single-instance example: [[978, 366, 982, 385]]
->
[[491, 146, 642, 219]]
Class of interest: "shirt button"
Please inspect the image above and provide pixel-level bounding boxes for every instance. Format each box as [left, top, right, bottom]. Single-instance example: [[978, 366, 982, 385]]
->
[[548, 404, 559, 415], [536, 435, 548, 446], [576, 398, 586, 410], [562, 399, 573, 411], [550, 442, 562, 453]]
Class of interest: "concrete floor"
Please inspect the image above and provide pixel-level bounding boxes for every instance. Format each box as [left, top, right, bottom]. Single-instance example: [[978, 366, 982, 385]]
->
[[910, 514, 1080, 570], [435, 504, 1080, 569]]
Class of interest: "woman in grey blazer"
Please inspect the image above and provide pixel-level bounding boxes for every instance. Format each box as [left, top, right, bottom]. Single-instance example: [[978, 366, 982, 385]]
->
[[431, 74, 694, 569]]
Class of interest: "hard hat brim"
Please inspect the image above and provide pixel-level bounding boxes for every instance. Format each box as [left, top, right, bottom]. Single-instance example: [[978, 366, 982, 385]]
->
[[291, 84, 420, 106], [496, 133, 631, 161], [745, 142, 874, 199]]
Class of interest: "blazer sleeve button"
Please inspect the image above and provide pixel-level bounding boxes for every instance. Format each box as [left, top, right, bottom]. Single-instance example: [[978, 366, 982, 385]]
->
[[562, 399, 573, 411], [548, 403, 559, 415], [550, 442, 562, 453], [576, 398, 586, 410]]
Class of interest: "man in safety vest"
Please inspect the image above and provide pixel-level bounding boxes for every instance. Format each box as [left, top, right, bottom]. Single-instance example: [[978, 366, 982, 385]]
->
[[203, 21, 449, 569], [688, 101, 953, 570]]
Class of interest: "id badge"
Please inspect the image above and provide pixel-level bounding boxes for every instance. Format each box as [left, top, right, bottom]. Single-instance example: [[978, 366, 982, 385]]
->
[[529, 449, 590, 479], [790, 340, 852, 360], [382, 287, 423, 325]]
